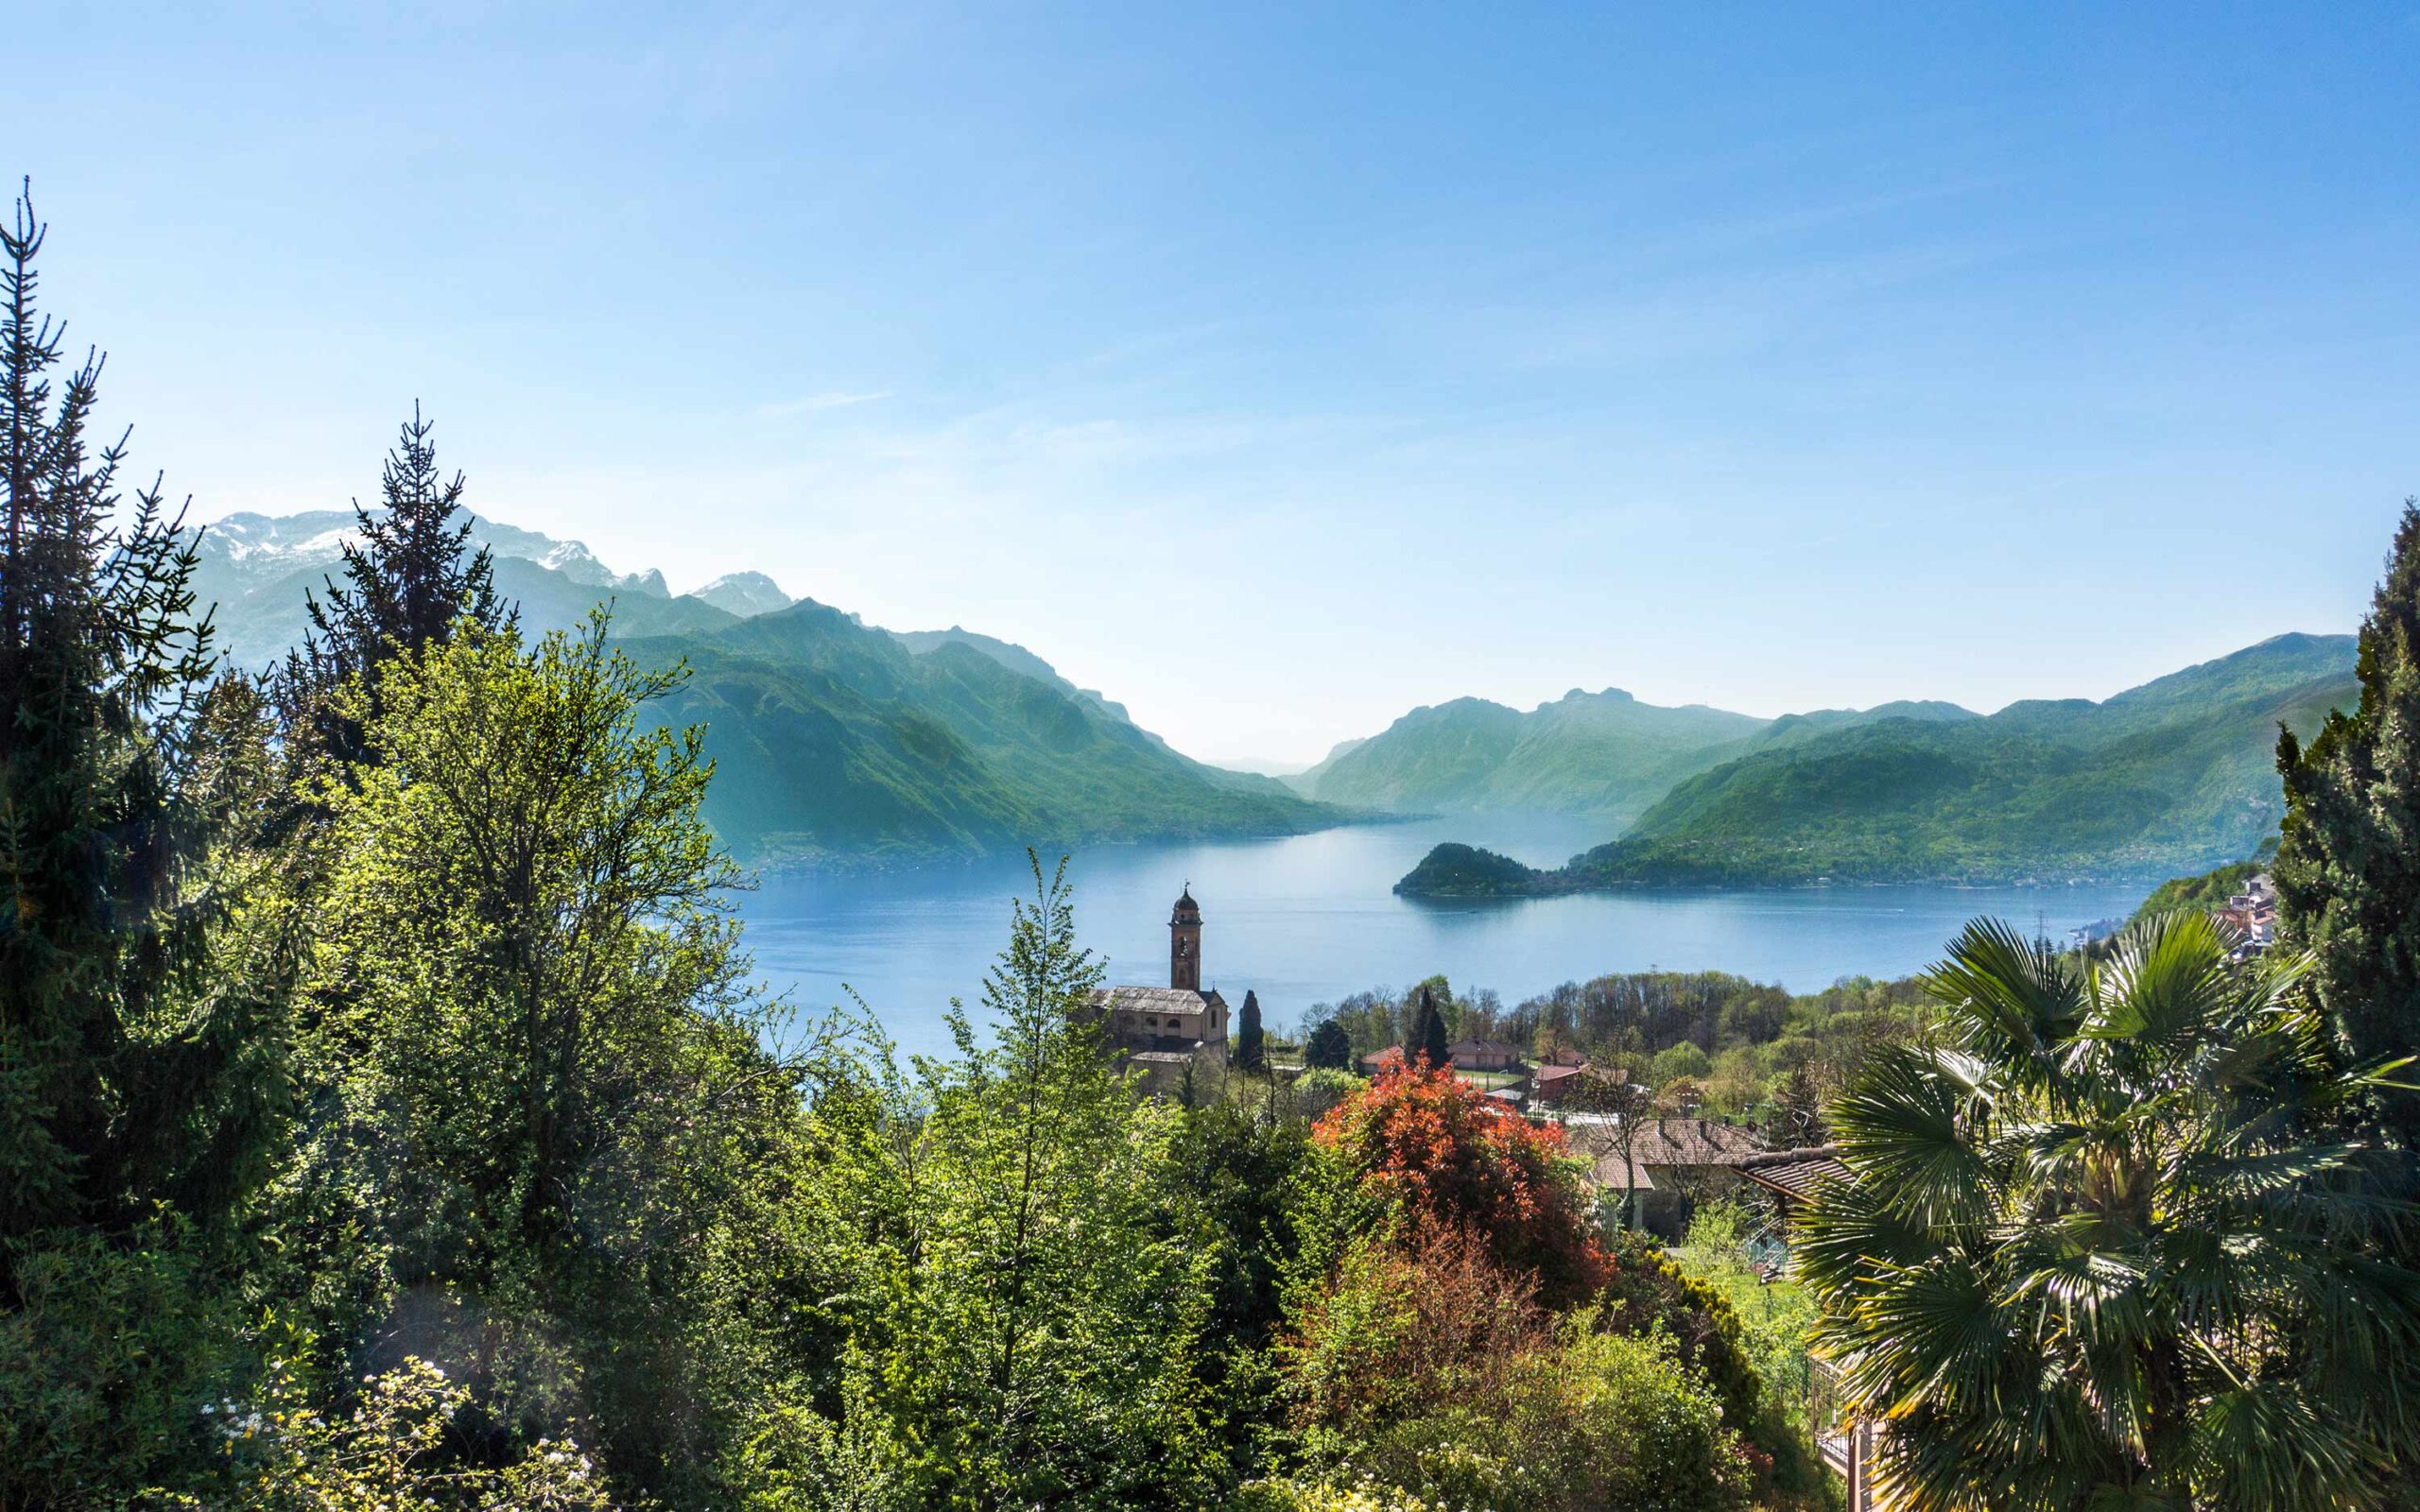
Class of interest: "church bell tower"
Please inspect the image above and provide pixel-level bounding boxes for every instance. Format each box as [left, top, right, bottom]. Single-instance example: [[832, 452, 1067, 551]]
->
[[1170, 886, 1202, 992]]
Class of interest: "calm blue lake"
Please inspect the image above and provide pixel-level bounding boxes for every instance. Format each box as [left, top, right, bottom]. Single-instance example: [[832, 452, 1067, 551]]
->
[[739, 816, 2152, 1060]]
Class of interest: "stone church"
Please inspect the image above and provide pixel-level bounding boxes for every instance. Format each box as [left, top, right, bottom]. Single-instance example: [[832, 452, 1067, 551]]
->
[[1088, 887, 1231, 1094]]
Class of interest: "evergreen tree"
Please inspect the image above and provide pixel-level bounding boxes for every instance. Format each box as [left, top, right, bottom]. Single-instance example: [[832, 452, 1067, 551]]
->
[[1236, 988, 1266, 1073], [0, 183, 293, 1499], [1408, 985, 1450, 1069], [1305, 1019, 1352, 1071], [2275, 499, 2420, 1146], [0, 185, 298, 1235], [277, 403, 506, 766]]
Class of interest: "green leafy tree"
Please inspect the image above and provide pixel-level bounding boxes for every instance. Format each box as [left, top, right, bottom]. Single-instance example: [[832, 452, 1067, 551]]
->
[[276, 404, 506, 767], [1305, 1020, 1353, 1072], [1771, 1063, 1824, 1148], [1798, 914, 2420, 1511], [835, 857, 1222, 1509], [1237, 988, 1267, 1073], [1167, 1100, 1325, 1479], [2275, 499, 2420, 1146], [284, 613, 805, 1499], [0, 185, 295, 1502]]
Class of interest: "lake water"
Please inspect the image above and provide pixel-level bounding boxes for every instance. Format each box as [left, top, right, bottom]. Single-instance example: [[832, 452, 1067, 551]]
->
[[740, 816, 2152, 1060]]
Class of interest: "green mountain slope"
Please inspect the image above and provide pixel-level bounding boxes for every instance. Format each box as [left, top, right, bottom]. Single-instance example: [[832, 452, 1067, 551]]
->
[[628, 601, 1340, 865], [1299, 688, 1771, 823], [189, 507, 1339, 865], [1398, 634, 2358, 893]]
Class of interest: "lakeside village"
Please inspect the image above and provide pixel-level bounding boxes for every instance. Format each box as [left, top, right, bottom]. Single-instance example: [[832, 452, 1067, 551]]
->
[[1097, 887, 1886, 1241], [1095, 880, 2295, 1507], [1097, 878, 2283, 1235], [2065, 870, 2277, 957]]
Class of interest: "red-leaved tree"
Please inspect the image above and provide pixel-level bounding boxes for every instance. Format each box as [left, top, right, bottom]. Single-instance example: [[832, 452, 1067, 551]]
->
[[1314, 1063, 1611, 1308]]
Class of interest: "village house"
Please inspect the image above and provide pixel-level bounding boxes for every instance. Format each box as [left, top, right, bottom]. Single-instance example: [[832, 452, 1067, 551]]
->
[[2214, 871, 2278, 956], [1738, 1143, 1852, 1228], [1443, 1038, 1526, 1073], [1085, 887, 1233, 1096], [1584, 1115, 1770, 1237]]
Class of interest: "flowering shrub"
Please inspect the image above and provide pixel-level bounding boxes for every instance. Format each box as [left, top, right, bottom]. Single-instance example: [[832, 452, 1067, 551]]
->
[[1312, 1063, 1609, 1306], [1232, 1477, 1442, 1511], [219, 1356, 618, 1511]]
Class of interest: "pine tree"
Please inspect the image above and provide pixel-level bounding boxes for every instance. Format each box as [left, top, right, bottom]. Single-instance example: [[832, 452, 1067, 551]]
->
[[0, 185, 292, 1497], [1236, 988, 1265, 1073], [278, 403, 506, 766], [0, 182, 255, 1241], [2275, 499, 2420, 1146]]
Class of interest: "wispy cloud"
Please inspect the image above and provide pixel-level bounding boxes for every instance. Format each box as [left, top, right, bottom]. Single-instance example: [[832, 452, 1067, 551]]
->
[[752, 389, 893, 418]]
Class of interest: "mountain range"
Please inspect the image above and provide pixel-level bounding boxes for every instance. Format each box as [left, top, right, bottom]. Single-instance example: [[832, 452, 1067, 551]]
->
[[1393, 632, 2356, 893], [188, 508, 1339, 865], [1287, 688, 1976, 829], [191, 507, 2357, 884]]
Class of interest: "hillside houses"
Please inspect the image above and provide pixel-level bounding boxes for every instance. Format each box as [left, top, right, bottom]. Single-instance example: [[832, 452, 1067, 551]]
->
[[1582, 1115, 1772, 1236]]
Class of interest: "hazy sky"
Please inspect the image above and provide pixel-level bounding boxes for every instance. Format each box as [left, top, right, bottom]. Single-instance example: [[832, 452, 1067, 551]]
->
[[8, 3, 2417, 766]]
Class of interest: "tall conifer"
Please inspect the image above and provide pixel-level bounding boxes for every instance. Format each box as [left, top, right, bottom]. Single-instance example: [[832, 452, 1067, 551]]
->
[[1236, 988, 1265, 1073], [0, 182, 240, 1242], [278, 404, 506, 765], [2275, 499, 2420, 1145], [1408, 985, 1449, 1069]]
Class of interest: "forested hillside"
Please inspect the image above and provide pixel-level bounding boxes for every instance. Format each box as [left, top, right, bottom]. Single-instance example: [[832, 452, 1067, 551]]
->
[[1290, 688, 1769, 821], [1399, 633, 2357, 892], [189, 506, 1339, 863], [624, 601, 1338, 864], [1293, 683, 1984, 828]]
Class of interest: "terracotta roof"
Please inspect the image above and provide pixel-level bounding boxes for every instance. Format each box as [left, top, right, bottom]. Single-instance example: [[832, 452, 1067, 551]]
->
[[1586, 1118, 1769, 1190], [1739, 1144, 1850, 1203]]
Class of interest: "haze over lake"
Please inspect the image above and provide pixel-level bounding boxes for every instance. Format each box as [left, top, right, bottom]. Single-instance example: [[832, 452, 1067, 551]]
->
[[743, 816, 2151, 1059]]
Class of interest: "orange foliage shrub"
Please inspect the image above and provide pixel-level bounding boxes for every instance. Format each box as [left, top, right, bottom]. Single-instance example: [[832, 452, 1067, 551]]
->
[[1312, 1063, 1611, 1308]]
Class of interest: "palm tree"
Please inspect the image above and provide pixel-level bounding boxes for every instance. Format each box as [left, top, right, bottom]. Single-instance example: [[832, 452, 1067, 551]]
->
[[1796, 913, 2420, 1511]]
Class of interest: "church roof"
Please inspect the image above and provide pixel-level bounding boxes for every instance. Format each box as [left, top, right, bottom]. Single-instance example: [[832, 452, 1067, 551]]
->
[[1095, 985, 1224, 1015]]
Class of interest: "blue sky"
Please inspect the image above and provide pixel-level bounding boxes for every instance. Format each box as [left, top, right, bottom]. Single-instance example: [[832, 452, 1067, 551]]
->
[[7, 3, 2417, 765]]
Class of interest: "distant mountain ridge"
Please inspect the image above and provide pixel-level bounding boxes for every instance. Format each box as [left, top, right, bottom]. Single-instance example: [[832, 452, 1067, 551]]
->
[[188, 506, 1340, 866], [624, 601, 1336, 865], [1396, 633, 2358, 893], [692, 571, 794, 618], [192, 508, 728, 667], [1290, 684, 1979, 829]]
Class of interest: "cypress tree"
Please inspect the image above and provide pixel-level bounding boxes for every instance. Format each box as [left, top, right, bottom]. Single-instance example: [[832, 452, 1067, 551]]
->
[[277, 403, 506, 766], [2275, 498, 2420, 1145], [1236, 988, 1265, 1073], [1408, 985, 1450, 1070]]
